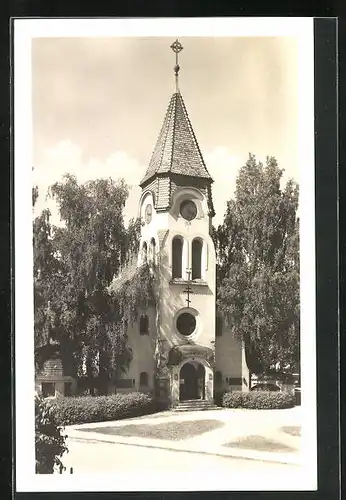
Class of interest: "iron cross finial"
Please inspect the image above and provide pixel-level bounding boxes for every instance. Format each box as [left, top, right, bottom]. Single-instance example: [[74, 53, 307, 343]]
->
[[170, 39, 183, 92], [184, 268, 193, 307]]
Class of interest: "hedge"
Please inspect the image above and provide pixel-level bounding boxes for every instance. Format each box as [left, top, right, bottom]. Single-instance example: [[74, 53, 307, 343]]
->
[[222, 391, 295, 410], [50, 392, 157, 426]]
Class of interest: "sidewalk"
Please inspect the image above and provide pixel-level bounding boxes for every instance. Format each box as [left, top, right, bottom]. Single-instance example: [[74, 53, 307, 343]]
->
[[65, 407, 301, 466]]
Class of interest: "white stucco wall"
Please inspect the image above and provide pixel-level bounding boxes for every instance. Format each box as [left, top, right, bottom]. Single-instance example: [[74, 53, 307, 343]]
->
[[215, 330, 250, 392], [116, 306, 157, 393], [122, 184, 249, 402], [155, 187, 216, 359]]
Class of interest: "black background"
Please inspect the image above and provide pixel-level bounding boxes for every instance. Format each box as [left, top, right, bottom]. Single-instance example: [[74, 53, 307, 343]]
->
[[0, 8, 342, 500]]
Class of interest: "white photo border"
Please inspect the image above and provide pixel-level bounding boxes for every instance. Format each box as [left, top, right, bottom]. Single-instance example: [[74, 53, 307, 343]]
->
[[14, 17, 316, 492]]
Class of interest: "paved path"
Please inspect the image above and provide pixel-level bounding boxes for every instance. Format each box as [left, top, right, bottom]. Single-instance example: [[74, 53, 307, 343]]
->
[[65, 407, 301, 467]]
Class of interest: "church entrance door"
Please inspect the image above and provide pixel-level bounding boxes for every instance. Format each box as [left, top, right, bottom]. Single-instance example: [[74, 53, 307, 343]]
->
[[179, 362, 205, 401]]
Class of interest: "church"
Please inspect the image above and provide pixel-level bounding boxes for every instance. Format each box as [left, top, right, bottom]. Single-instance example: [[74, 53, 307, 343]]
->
[[36, 40, 250, 405], [109, 40, 249, 407]]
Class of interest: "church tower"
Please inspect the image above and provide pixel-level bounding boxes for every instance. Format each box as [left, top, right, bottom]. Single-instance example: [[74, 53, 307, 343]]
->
[[138, 40, 216, 405]]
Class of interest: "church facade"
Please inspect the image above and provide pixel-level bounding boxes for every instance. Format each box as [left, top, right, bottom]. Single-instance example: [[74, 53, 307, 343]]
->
[[112, 55, 249, 405]]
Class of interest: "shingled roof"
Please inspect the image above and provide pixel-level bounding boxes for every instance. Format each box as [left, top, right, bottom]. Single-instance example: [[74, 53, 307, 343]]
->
[[109, 254, 138, 294], [140, 92, 213, 187]]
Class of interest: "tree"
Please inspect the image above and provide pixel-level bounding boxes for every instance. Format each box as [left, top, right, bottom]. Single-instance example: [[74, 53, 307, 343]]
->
[[214, 154, 300, 374], [33, 174, 145, 394], [33, 187, 62, 360], [110, 261, 157, 391]]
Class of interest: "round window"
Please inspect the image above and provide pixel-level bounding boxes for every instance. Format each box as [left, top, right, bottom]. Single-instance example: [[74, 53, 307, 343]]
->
[[180, 200, 197, 221], [176, 312, 196, 336]]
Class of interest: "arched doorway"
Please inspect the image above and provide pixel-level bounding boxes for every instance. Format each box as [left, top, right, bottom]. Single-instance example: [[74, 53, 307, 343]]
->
[[179, 362, 205, 401]]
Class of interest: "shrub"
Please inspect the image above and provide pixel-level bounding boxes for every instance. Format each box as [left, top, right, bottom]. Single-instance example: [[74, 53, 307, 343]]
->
[[35, 395, 68, 474], [222, 390, 295, 410], [51, 392, 156, 426]]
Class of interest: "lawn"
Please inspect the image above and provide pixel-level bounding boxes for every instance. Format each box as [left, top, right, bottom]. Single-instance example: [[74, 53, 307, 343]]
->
[[223, 435, 296, 453], [80, 419, 224, 441]]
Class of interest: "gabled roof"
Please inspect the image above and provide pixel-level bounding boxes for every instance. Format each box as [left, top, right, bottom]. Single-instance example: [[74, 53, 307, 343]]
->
[[140, 92, 213, 187], [109, 254, 138, 294], [157, 229, 169, 248]]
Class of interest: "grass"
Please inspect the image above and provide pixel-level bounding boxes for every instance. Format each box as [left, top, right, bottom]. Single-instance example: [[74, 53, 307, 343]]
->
[[80, 419, 224, 441], [223, 435, 296, 453], [281, 426, 301, 437]]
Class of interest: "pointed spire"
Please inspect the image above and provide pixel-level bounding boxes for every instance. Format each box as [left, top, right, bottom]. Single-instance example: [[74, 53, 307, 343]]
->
[[139, 40, 215, 217], [170, 39, 183, 93], [139, 92, 213, 186]]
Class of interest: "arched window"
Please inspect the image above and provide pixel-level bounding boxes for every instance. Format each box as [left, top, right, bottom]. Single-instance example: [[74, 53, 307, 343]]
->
[[214, 371, 222, 387], [142, 242, 148, 263], [139, 372, 148, 386], [150, 238, 156, 265], [139, 314, 149, 335], [172, 237, 183, 279], [192, 239, 203, 280]]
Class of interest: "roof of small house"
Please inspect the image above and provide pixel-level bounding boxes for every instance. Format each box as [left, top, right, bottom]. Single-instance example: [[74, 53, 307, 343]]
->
[[36, 357, 74, 379], [35, 342, 75, 379]]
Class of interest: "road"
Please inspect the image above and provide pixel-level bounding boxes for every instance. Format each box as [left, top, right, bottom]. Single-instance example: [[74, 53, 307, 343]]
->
[[61, 437, 301, 482]]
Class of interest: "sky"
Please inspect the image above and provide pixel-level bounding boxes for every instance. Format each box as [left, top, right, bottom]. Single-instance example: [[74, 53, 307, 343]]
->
[[32, 36, 299, 227]]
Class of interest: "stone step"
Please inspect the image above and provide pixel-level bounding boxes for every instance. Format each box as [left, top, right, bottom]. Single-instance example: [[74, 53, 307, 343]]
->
[[177, 404, 215, 407], [174, 399, 220, 412], [177, 403, 214, 408], [178, 399, 214, 405], [174, 405, 220, 412]]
